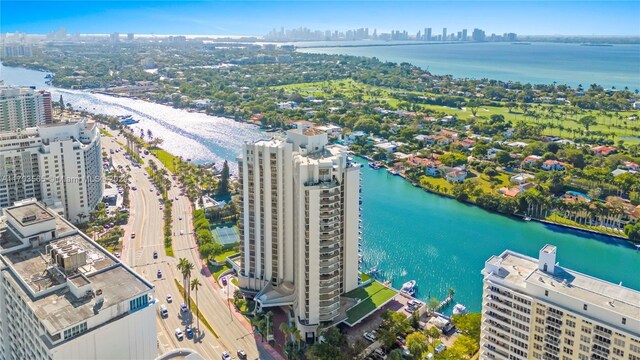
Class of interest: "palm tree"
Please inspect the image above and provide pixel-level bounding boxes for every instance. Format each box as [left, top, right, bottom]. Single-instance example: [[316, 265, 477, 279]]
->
[[190, 278, 202, 330], [176, 258, 188, 296], [183, 260, 195, 307], [447, 287, 455, 299]]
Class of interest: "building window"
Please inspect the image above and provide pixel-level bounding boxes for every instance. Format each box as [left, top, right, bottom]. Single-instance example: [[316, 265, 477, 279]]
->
[[63, 322, 87, 340], [129, 294, 149, 312]]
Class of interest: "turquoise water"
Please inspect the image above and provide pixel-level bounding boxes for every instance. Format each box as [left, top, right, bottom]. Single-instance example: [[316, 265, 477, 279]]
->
[[356, 157, 640, 313], [2, 63, 639, 314], [299, 42, 640, 90]]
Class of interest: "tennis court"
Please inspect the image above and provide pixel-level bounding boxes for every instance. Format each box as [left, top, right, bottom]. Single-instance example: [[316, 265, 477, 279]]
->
[[214, 226, 239, 246]]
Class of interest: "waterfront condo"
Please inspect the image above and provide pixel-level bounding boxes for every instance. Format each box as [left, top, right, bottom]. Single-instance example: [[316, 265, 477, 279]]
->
[[481, 245, 640, 360], [0, 86, 53, 131], [237, 123, 361, 341]]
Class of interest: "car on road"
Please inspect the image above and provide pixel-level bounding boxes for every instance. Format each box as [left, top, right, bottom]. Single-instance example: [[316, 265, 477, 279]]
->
[[160, 304, 168, 318], [221, 352, 232, 360], [149, 188, 153, 192], [185, 326, 194, 339], [114, 252, 120, 258], [131, 233, 136, 239], [179, 216, 182, 220], [157, 270, 162, 278], [175, 196, 179, 200], [153, 251, 158, 259], [221, 277, 227, 286], [166, 294, 172, 303], [174, 328, 183, 340], [131, 186, 137, 190], [180, 303, 188, 313], [237, 349, 247, 359], [180, 230, 184, 235], [435, 344, 447, 354]]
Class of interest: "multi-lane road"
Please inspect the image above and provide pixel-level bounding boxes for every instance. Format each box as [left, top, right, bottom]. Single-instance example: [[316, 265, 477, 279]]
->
[[101, 129, 276, 360]]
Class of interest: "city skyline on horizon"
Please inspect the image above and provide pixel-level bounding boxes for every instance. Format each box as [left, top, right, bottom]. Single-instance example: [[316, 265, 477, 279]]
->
[[1, 1, 639, 37]]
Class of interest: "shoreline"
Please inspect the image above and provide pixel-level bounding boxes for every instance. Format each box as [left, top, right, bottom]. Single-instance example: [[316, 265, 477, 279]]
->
[[355, 155, 636, 245]]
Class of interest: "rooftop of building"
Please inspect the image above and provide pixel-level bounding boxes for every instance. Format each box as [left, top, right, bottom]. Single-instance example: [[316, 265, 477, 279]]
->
[[0, 214, 153, 334], [485, 248, 640, 320], [5, 201, 55, 227]]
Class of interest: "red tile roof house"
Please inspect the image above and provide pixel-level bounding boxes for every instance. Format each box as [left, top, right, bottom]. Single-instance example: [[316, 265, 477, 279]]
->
[[440, 129, 459, 138], [623, 161, 639, 171], [591, 145, 617, 156], [541, 160, 567, 171], [521, 155, 542, 167]]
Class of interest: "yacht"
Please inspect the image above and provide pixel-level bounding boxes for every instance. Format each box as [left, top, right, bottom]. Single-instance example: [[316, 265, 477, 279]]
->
[[401, 280, 416, 293], [453, 303, 467, 315]]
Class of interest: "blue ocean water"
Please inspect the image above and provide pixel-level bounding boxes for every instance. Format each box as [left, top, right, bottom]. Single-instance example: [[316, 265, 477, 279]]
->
[[298, 42, 640, 90]]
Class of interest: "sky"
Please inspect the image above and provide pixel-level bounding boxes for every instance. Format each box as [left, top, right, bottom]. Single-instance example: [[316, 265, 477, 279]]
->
[[1, 1, 639, 36]]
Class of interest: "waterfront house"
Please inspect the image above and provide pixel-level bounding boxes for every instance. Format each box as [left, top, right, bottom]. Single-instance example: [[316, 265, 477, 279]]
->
[[591, 145, 617, 156], [315, 124, 342, 139], [443, 166, 467, 183], [510, 173, 535, 184], [487, 148, 501, 159], [507, 141, 528, 148], [499, 186, 524, 198], [375, 142, 397, 153], [541, 160, 566, 171], [623, 161, 639, 172], [612, 169, 629, 177], [521, 155, 542, 168]]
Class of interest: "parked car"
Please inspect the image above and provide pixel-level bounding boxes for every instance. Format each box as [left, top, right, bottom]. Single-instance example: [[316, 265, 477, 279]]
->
[[435, 344, 447, 354], [363, 331, 376, 342], [221, 352, 232, 360], [153, 251, 158, 259], [221, 277, 228, 286], [373, 348, 387, 359], [157, 270, 162, 278], [180, 303, 188, 313], [175, 328, 184, 340]]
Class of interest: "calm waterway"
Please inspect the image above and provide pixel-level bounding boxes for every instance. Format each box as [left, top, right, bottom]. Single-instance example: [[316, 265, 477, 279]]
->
[[298, 42, 640, 90], [2, 63, 639, 313]]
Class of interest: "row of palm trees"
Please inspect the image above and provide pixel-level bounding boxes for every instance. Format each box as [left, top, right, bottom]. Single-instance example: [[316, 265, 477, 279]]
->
[[176, 258, 203, 330], [279, 321, 303, 359], [521, 191, 627, 231]]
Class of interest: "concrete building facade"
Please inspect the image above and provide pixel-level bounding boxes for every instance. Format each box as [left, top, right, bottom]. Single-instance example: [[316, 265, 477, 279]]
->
[[481, 245, 640, 360], [0, 86, 52, 131], [0, 118, 103, 223], [0, 200, 156, 360], [237, 124, 361, 340]]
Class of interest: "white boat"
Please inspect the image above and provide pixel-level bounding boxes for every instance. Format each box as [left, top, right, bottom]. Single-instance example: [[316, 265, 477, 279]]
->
[[452, 303, 467, 315], [403, 287, 416, 296], [401, 280, 416, 292], [524, 216, 532, 222]]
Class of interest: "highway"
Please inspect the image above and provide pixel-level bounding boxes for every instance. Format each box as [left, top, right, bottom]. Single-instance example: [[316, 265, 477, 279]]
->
[[101, 128, 275, 360]]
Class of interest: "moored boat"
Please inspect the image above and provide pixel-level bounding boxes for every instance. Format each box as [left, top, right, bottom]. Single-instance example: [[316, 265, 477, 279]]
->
[[453, 303, 467, 315]]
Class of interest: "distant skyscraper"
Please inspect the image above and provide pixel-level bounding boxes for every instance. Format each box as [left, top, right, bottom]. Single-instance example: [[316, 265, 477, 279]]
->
[[472, 28, 486, 42], [238, 123, 361, 340], [127, 33, 134, 41], [0, 86, 50, 131], [462, 29, 468, 41], [481, 245, 640, 360], [442, 27, 447, 40], [110, 32, 119, 42], [426, 28, 432, 41]]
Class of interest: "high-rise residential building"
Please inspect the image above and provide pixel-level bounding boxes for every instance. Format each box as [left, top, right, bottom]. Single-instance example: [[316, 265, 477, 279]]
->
[[0, 117, 103, 223], [110, 32, 119, 43], [0, 200, 157, 360], [127, 33, 134, 41], [473, 28, 486, 42], [462, 29, 468, 41], [1, 44, 32, 58], [426, 28, 432, 41], [481, 245, 640, 360], [237, 123, 361, 341], [0, 86, 52, 131], [442, 27, 447, 40]]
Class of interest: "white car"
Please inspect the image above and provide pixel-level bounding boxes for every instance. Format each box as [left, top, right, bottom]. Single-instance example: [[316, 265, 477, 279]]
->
[[221, 352, 232, 360], [180, 230, 184, 235], [175, 328, 184, 340], [363, 331, 376, 342], [166, 294, 172, 303]]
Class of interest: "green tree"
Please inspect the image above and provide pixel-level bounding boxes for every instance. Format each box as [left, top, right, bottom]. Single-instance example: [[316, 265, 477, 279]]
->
[[306, 327, 345, 360], [199, 242, 223, 262], [59, 95, 65, 111], [578, 115, 597, 132], [495, 151, 512, 166], [217, 160, 230, 197], [451, 313, 482, 342], [406, 331, 429, 359]]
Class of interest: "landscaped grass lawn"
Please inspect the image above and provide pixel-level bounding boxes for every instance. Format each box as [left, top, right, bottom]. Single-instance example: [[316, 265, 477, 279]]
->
[[419, 175, 453, 193], [360, 272, 372, 283], [471, 172, 511, 193], [545, 212, 627, 237], [209, 263, 232, 281], [99, 128, 113, 137], [149, 148, 179, 173], [214, 249, 239, 263], [345, 281, 398, 324]]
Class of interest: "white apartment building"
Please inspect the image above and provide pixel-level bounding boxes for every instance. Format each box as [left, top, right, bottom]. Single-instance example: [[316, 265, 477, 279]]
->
[[0, 117, 103, 223], [0, 200, 157, 360], [481, 245, 640, 360], [238, 124, 361, 341], [0, 86, 52, 131]]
